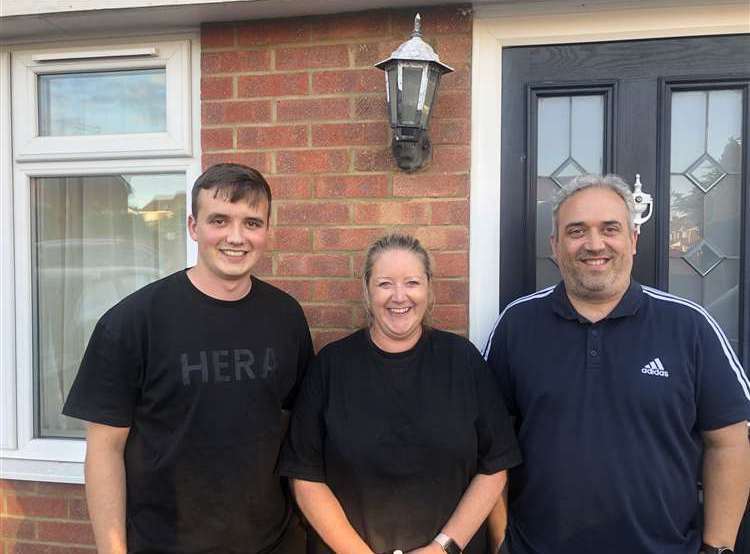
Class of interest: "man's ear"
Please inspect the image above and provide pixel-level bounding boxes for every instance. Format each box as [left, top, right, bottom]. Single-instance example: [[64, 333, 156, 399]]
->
[[549, 233, 558, 261], [188, 214, 198, 241], [631, 229, 639, 255]]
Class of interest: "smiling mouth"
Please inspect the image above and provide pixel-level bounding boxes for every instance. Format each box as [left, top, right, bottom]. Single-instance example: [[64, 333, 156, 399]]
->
[[388, 307, 412, 315], [220, 249, 248, 257], [581, 258, 609, 266]]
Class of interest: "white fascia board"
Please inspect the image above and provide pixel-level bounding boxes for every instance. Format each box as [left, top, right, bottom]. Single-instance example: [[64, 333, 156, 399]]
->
[[1, 0, 469, 42], [4, 0, 231, 17]]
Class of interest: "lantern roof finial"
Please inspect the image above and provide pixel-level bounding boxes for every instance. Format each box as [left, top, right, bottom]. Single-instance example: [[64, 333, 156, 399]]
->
[[374, 13, 453, 74], [412, 13, 422, 37]]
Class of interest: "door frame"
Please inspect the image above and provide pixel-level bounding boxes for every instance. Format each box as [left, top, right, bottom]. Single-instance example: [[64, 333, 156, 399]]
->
[[469, 0, 750, 347]]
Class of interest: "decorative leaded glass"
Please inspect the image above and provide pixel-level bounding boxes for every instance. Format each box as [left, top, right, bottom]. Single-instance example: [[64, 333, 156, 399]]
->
[[668, 89, 743, 352], [536, 95, 604, 289]]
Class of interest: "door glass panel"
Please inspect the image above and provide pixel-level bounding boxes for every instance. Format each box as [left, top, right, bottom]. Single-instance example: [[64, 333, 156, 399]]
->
[[32, 174, 186, 437], [38, 68, 167, 136], [536, 94, 604, 289], [669, 89, 743, 352]]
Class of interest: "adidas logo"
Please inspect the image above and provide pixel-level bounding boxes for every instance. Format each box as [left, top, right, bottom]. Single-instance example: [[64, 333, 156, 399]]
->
[[641, 357, 669, 378]]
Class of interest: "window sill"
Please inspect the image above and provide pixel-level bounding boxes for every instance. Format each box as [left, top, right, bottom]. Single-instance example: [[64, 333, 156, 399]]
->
[[1, 439, 85, 483]]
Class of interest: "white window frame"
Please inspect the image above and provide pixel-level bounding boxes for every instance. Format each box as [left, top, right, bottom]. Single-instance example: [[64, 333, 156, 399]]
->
[[12, 39, 192, 162], [469, 0, 750, 347], [0, 33, 201, 483]]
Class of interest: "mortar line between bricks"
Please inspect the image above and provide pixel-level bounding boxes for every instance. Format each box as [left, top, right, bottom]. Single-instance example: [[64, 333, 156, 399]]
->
[[216, 146, 365, 152], [238, 34, 471, 50], [2, 514, 85, 522], [205, 93, 383, 100], [10, 540, 96, 549]]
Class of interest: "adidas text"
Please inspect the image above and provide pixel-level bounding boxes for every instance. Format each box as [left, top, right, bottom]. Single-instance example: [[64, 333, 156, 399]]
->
[[641, 367, 669, 378]]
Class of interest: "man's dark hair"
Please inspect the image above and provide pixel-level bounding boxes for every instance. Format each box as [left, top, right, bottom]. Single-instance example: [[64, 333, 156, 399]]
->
[[191, 163, 272, 221]]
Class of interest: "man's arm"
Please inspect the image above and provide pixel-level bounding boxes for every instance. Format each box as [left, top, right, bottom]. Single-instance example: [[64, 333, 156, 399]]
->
[[85, 422, 130, 554], [702, 420, 750, 549]]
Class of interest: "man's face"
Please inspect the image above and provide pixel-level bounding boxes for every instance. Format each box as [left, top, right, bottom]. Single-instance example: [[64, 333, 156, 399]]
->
[[188, 189, 269, 284], [551, 187, 637, 303]]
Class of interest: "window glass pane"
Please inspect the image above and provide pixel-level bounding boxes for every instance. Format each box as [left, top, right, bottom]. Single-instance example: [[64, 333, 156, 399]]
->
[[537, 97, 570, 177], [669, 89, 743, 353], [536, 94, 604, 289], [399, 65, 424, 126], [32, 174, 186, 438], [670, 91, 705, 173], [38, 69, 167, 136]]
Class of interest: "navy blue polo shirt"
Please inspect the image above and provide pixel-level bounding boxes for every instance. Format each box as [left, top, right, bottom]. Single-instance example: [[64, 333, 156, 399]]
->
[[485, 280, 750, 554]]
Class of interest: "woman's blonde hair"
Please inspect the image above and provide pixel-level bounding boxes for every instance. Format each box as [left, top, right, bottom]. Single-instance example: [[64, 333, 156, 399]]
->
[[361, 232, 434, 325]]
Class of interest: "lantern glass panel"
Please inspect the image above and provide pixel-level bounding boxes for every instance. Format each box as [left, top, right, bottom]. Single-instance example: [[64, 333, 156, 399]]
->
[[420, 66, 441, 129], [385, 65, 399, 126], [399, 63, 425, 126]]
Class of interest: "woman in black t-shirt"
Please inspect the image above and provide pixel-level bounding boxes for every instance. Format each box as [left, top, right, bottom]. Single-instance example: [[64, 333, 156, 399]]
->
[[280, 233, 521, 554]]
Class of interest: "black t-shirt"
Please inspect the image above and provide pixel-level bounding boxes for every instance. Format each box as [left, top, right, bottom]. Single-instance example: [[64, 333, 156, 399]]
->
[[279, 328, 521, 554], [63, 270, 313, 553]]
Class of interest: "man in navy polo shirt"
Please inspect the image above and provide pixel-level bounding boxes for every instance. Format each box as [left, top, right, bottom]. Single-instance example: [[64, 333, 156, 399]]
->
[[484, 174, 750, 554]]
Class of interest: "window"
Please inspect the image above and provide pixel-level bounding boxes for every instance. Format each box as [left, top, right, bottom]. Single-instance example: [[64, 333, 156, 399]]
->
[[1, 35, 200, 482], [667, 86, 746, 355], [32, 173, 187, 438], [12, 40, 191, 161]]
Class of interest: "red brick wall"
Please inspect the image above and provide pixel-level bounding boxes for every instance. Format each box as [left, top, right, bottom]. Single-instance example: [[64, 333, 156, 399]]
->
[[0, 480, 93, 553], [0, 5, 472, 551], [201, 6, 473, 350]]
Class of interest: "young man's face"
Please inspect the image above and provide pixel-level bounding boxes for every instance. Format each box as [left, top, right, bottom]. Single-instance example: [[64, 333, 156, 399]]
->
[[551, 186, 637, 304], [188, 188, 269, 284]]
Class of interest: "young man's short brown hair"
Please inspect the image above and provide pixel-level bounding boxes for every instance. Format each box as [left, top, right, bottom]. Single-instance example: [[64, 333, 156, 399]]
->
[[191, 163, 272, 221]]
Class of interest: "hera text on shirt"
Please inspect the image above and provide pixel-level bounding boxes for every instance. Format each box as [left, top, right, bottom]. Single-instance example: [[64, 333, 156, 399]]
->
[[180, 348, 278, 385]]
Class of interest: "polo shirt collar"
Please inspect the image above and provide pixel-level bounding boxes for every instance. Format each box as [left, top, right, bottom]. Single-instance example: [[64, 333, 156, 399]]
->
[[551, 279, 644, 322]]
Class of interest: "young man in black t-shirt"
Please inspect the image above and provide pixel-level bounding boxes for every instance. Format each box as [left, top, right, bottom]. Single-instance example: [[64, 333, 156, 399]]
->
[[63, 164, 313, 553]]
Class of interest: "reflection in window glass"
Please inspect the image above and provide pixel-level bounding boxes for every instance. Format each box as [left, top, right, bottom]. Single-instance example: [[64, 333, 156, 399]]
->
[[38, 69, 167, 136], [536, 95, 604, 289], [32, 174, 186, 437], [399, 64, 424, 126], [669, 89, 743, 352]]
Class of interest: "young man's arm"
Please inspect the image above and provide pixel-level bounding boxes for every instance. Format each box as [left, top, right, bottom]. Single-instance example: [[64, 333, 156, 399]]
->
[[702, 420, 750, 549], [85, 422, 130, 554]]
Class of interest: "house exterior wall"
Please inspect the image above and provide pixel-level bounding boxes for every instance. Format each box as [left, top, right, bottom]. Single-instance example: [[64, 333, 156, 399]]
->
[[198, 7, 473, 351], [0, 6, 472, 551]]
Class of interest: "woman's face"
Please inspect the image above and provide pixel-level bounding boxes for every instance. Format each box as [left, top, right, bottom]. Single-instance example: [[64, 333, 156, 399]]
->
[[367, 248, 430, 352]]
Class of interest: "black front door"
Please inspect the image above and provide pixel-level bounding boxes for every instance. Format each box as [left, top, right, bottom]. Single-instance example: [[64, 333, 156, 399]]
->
[[500, 34, 750, 363]]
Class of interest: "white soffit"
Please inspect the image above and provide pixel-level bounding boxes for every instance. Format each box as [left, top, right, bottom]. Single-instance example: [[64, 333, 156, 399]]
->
[[0, 0, 474, 42]]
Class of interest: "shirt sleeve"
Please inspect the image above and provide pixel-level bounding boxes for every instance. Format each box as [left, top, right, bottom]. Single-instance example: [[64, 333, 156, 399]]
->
[[279, 354, 327, 482], [471, 343, 522, 475], [485, 315, 518, 417], [695, 313, 750, 431], [61, 316, 141, 427]]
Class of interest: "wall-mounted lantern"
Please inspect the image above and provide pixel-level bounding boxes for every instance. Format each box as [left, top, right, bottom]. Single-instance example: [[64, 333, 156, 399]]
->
[[375, 14, 453, 171]]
